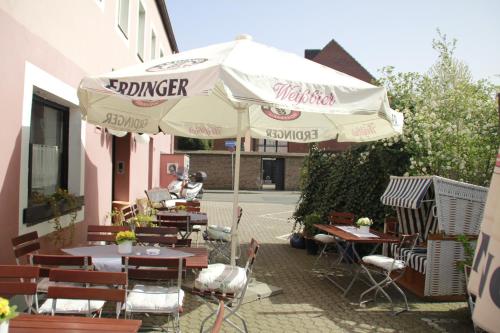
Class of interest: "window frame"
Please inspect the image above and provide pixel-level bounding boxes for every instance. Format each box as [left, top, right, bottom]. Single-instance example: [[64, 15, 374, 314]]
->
[[117, 0, 130, 39]]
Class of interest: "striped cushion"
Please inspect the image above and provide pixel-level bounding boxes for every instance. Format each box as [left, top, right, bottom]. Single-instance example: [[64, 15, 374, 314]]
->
[[390, 243, 427, 274]]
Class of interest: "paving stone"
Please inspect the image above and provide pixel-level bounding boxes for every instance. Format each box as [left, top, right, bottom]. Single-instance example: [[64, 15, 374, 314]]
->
[[113, 199, 474, 332]]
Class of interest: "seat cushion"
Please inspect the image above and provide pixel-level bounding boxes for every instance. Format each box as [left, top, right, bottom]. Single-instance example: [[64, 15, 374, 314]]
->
[[362, 255, 405, 271], [38, 298, 105, 314], [195, 264, 247, 294], [313, 234, 335, 243], [206, 225, 232, 242], [125, 285, 184, 313]]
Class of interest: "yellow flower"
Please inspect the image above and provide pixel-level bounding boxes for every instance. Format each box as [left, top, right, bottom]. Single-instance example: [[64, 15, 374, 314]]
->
[[0, 298, 11, 317]]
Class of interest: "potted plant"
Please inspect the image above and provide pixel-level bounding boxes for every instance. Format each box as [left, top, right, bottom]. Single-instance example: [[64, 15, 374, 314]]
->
[[0, 297, 17, 333], [356, 217, 373, 234], [116, 231, 136, 254], [289, 217, 306, 249], [303, 213, 322, 255], [132, 213, 155, 227]]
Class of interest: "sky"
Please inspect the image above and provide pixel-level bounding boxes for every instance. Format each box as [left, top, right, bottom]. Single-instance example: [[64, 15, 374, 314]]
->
[[167, 0, 500, 83]]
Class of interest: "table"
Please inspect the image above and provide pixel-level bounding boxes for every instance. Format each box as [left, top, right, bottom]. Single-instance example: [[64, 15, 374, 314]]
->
[[9, 314, 141, 332], [62, 245, 208, 271], [156, 211, 208, 239], [314, 224, 399, 296]]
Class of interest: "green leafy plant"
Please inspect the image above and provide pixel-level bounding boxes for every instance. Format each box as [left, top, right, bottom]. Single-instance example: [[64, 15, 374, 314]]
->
[[303, 212, 322, 237], [456, 234, 475, 272], [0, 297, 18, 322], [132, 213, 155, 227], [115, 231, 136, 244], [31, 188, 79, 245]]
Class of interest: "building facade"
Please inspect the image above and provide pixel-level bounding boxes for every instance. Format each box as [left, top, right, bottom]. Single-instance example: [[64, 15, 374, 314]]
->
[[0, 0, 177, 264]]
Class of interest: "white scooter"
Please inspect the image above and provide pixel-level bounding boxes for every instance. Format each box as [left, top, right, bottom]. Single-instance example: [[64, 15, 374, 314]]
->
[[168, 171, 206, 200]]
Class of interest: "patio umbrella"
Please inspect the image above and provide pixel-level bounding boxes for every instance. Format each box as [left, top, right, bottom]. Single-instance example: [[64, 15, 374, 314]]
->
[[78, 35, 403, 265]]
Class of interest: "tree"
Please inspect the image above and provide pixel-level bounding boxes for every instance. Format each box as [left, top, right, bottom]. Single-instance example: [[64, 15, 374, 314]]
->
[[177, 137, 213, 150], [379, 31, 499, 186]]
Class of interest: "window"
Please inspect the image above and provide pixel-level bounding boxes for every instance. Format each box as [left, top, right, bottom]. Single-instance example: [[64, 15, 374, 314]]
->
[[160, 48, 164, 58], [257, 139, 288, 153], [118, 0, 129, 38], [137, 2, 145, 61], [28, 95, 69, 204], [151, 30, 156, 59]]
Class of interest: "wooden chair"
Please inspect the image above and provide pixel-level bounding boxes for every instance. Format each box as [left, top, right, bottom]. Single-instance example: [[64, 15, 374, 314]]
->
[[211, 300, 225, 333], [195, 239, 260, 333], [122, 256, 187, 331], [175, 239, 192, 248], [0, 265, 40, 314], [157, 214, 191, 239], [121, 204, 139, 224], [383, 217, 399, 256], [29, 254, 92, 296], [135, 226, 178, 247], [11, 231, 40, 264], [175, 201, 201, 212], [39, 269, 127, 318], [313, 211, 355, 266], [87, 225, 131, 244], [203, 207, 243, 263]]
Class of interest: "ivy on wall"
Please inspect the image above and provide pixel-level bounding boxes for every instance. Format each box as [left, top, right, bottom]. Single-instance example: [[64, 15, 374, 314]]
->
[[293, 142, 410, 232]]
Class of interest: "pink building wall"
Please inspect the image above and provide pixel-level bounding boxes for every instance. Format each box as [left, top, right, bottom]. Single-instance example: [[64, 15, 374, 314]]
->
[[0, 1, 176, 264]]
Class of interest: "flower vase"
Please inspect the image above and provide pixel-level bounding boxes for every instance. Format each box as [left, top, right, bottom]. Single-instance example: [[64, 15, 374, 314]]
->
[[0, 321, 9, 333], [359, 225, 370, 234], [118, 241, 133, 254]]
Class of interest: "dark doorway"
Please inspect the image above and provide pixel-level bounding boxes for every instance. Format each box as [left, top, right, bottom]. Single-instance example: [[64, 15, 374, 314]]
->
[[261, 158, 285, 190], [274, 158, 285, 190]]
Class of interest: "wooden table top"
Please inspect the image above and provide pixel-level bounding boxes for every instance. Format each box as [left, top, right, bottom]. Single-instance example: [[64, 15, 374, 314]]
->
[[181, 247, 209, 269], [314, 224, 399, 244], [9, 314, 141, 333]]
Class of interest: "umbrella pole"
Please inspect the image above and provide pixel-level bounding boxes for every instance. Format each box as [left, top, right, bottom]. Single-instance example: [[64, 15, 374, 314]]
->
[[231, 111, 243, 266]]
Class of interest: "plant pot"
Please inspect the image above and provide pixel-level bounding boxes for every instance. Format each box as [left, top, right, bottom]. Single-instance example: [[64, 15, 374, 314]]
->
[[305, 237, 319, 255], [23, 195, 85, 225], [358, 225, 370, 234], [118, 241, 133, 254], [0, 321, 8, 333], [290, 233, 306, 249]]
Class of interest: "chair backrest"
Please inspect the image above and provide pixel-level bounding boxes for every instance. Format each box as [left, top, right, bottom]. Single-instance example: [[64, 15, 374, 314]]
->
[[157, 214, 191, 231], [384, 217, 399, 237], [175, 201, 200, 208], [145, 188, 172, 208], [121, 204, 139, 223], [122, 256, 186, 282], [135, 226, 178, 246], [211, 300, 225, 333], [0, 265, 39, 313], [174, 239, 192, 248], [11, 231, 40, 264], [87, 225, 131, 244], [244, 238, 260, 272], [394, 233, 419, 266], [30, 254, 92, 278], [47, 269, 127, 317], [328, 211, 355, 225]]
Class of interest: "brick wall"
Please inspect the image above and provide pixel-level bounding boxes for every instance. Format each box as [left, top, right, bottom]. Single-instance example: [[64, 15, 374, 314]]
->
[[181, 151, 306, 190]]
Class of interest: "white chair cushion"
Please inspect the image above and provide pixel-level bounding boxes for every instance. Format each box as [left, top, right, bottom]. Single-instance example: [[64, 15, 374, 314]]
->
[[313, 234, 336, 243], [192, 225, 202, 231], [207, 225, 232, 242], [362, 255, 405, 271], [195, 263, 247, 294], [38, 298, 105, 314], [162, 199, 187, 209], [125, 285, 184, 313]]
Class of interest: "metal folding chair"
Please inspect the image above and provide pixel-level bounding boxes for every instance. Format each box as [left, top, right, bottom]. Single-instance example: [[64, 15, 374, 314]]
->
[[359, 233, 419, 315], [194, 239, 259, 333], [203, 207, 243, 263], [313, 211, 354, 267]]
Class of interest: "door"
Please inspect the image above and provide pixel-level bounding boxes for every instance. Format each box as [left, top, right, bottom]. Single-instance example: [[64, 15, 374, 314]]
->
[[274, 158, 285, 190]]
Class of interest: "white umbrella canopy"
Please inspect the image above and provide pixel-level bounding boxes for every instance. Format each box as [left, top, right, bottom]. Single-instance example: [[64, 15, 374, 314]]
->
[[78, 35, 403, 264]]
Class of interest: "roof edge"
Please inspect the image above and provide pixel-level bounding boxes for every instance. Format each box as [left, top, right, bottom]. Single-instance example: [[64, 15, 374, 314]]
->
[[155, 0, 178, 53]]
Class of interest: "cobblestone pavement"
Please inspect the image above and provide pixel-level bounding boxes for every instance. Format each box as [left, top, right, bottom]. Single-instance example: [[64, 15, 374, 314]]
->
[[135, 199, 474, 333]]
